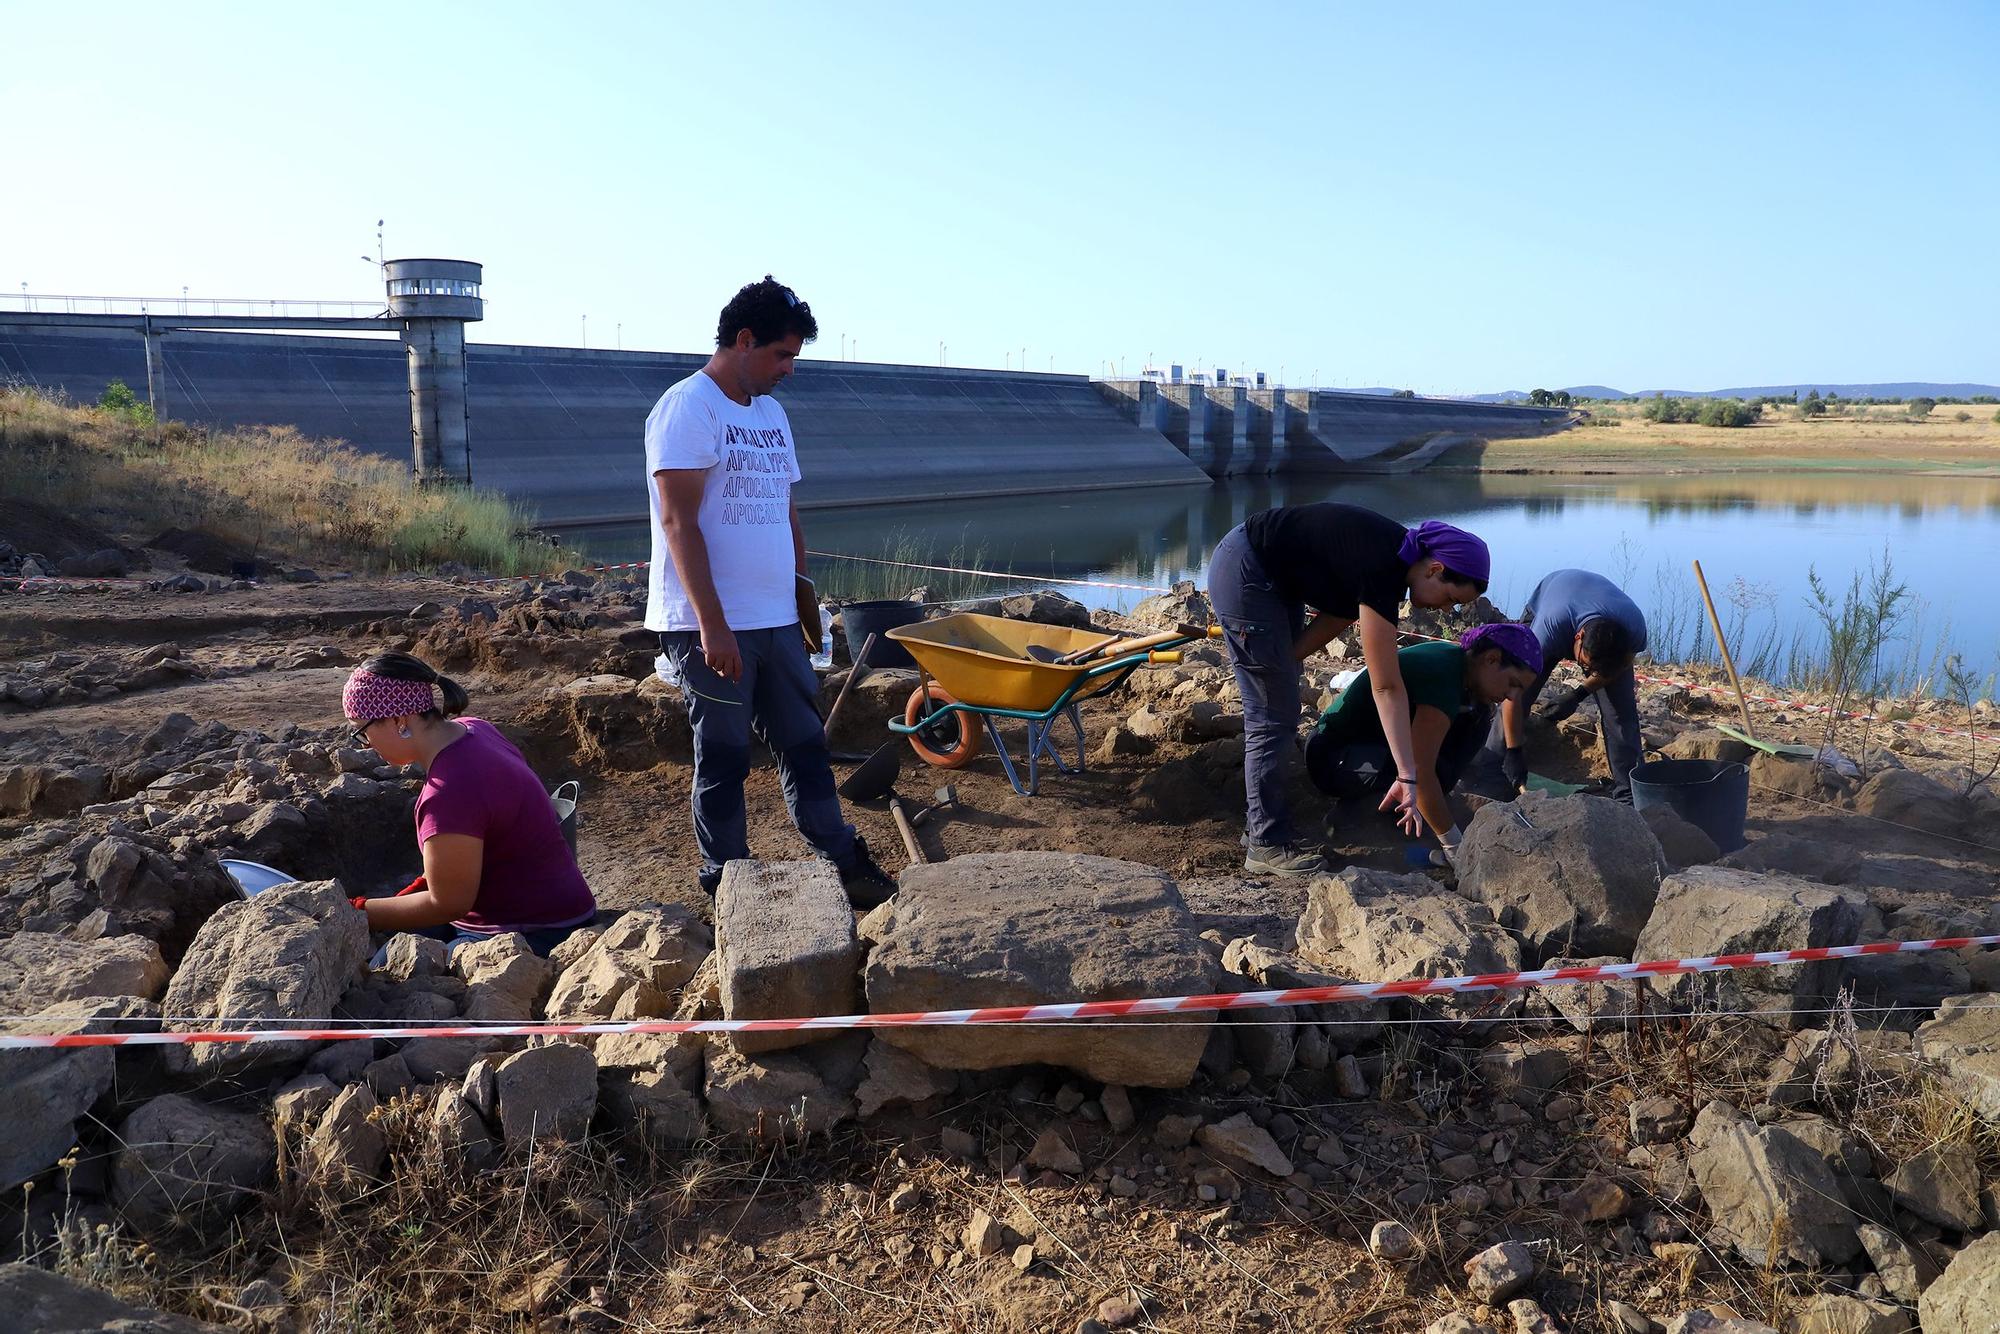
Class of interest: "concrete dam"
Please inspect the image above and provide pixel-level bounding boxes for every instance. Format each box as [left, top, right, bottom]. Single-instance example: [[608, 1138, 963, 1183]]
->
[[0, 323, 1573, 527]]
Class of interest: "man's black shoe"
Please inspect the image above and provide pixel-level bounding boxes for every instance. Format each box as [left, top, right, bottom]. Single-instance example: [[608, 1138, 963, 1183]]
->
[[840, 835, 898, 910]]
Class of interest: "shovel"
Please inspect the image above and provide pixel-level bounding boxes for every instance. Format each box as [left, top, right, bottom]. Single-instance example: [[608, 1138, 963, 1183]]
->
[[822, 632, 880, 762], [835, 742, 927, 865], [1023, 623, 1214, 666]]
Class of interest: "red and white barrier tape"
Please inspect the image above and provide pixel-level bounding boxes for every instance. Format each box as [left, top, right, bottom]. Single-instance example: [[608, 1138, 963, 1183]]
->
[[4, 934, 1992, 1051]]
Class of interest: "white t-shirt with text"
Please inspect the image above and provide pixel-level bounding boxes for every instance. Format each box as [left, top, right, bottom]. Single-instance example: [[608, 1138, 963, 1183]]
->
[[643, 370, 802, 633]]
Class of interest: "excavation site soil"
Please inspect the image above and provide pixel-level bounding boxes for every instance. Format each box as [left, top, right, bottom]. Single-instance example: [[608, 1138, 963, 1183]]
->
[[3, 554, 1999, 1334]]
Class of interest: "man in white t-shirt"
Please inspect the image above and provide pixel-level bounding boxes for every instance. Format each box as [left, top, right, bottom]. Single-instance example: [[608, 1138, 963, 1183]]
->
[[645, 276, 894, 907]]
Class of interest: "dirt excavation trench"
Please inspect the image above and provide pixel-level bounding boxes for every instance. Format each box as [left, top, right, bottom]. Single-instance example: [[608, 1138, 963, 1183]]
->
[[2, 570, 1999, 1333]]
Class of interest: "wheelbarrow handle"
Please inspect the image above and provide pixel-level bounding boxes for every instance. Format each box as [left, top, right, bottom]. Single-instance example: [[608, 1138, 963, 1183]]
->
[[1147, 650, 1182, 664]]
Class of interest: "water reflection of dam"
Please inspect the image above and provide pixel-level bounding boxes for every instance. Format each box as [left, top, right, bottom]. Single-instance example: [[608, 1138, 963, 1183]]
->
[[558, 470, 2000, 687]]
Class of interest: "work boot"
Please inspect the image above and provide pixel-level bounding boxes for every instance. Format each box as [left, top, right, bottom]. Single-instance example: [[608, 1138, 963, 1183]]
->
[[839, 835, 898, 910], [1243, 842, 1327, 877]]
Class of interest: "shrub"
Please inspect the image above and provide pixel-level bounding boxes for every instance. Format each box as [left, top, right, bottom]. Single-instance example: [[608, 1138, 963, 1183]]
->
[[1907, 396, 1936, 418], [97, 379, 156, 428]]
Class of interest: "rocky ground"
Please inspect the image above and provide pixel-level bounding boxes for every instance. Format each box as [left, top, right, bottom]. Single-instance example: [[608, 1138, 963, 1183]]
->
[[2, 563, 1999, 1334]]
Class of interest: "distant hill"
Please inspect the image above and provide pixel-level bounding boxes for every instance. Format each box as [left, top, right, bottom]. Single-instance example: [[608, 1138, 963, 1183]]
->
[[1467, 382, 2000, 403]]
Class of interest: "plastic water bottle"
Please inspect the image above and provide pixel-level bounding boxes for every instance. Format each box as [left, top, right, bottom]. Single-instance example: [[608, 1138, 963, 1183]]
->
[[810, 612, 835, 670]]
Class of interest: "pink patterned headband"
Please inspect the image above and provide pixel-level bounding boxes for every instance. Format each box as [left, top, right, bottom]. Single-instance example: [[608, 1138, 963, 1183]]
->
[[342, 668, 436, 723]]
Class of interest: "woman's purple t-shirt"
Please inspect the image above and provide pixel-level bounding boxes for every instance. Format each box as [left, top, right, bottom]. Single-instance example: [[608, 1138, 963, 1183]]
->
[[415, 718, 595, 935]]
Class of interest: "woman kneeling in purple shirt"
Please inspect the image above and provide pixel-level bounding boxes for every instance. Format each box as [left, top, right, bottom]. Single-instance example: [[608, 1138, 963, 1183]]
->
[[342, 653, 597, 956]]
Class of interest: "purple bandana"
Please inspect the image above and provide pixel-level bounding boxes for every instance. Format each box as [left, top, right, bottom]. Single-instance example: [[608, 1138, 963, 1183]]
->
[[1460, 622, 1542, 670], [1396, 520, 1490, 584], [342, 668, 435, 723]]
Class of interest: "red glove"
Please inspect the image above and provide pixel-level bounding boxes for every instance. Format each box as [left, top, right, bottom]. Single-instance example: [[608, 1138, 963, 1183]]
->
[[349, 896, 369, 911], [396, 876, 427, 897]]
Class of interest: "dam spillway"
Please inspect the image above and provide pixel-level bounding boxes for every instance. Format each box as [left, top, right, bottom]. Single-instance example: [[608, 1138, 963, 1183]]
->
[[0, 324, 1573, 526]]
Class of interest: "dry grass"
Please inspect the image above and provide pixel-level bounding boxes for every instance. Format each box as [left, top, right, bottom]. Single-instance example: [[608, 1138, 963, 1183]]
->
[[1472, 398, 2000, 473], [19, 1000, 1996, 1332], [0, 386, 575, 576]]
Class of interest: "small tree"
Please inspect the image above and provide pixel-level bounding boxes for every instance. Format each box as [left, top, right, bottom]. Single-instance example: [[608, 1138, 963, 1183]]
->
[[1528, 388, 1552, 406], [1907, 396, 1936, 419], [1941, 654, 2000, 797], [1799, 389, 1826, 418], [97, 379, 156, 428]]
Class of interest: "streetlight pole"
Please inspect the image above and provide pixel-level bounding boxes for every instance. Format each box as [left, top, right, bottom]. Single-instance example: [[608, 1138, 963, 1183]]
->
[[581, 315, 587, 349], [616, 322, 622, 350]]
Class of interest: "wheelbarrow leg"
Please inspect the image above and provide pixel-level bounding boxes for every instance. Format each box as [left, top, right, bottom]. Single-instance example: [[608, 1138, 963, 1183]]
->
[[1024, 704, 1086, 780], [1062, 703, 1086, 774], [983, 715, 1034, 797]]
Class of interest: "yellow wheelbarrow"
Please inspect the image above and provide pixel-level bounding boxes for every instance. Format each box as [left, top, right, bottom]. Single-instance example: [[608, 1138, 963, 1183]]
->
[[884, 613, 1218, 795]]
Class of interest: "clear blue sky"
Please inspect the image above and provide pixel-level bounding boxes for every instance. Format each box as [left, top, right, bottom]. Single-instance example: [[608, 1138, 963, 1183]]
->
[[3, 1, 1993, 392]]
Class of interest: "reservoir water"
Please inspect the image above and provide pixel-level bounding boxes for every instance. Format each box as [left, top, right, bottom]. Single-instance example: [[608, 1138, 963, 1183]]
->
[[558, 471, 2000, 694]]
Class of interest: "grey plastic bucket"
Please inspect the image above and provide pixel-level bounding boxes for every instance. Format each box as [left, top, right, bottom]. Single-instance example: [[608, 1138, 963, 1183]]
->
[[1630, 758, 1749, 853], [550, 781, 580, 859], [839, 600, 925, 669], [220, 858, 296, 900]]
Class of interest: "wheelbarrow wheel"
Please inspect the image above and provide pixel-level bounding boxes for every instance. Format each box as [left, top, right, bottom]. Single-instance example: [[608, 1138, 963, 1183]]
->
[[904, 683, 983, 769]]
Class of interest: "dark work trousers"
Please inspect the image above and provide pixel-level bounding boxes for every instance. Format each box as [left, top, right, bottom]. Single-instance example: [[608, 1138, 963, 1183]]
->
[[1469, 666, 1644, 802], [659, 625, 857, 893], [1306, 706, 1493, 804], [1208, 524, 1308, 848]]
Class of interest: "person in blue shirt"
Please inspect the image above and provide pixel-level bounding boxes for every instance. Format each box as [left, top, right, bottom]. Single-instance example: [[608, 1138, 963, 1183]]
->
[[1470, 568, 1649, 802]]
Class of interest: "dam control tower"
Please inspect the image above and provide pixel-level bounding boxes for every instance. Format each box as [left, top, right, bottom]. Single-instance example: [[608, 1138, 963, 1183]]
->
[[383, 258, 484, 484]]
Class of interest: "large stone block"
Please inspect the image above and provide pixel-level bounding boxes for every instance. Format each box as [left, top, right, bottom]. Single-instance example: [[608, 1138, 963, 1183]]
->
[[1455, 795, 1665, 962], [863, 852, 1218, 1088], [0, 1263, 225, 1332], [1917, 995, 2000, 1123], [1918, 1232, 2000, 1334], [494, 1042, 598, 1148], [716, 859, 858, 1055], [1296, 866, 1522, 984], [0, 932, 169, 1014], [0, 1001, 122, 1191], [1686, 1102, 1860, 1267], [702, 1036, 860, 1139], [159, 880, 369, 1075], [1631, 867, 1875, 1024], [545, 904, 711, 1020], [110, 1094, 275, 1237]]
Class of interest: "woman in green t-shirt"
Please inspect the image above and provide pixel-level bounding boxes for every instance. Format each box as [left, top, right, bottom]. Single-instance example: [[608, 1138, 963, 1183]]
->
[[1305, 623, 1541, 861]]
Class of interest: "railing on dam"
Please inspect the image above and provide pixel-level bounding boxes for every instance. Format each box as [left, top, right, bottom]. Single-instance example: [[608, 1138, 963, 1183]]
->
[[0, 292, 390, 320]]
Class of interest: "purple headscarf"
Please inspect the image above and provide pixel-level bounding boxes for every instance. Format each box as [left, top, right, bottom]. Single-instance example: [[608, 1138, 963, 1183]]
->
[[1397, 520, 1490, 584], [1460, 622, 1542, 670]]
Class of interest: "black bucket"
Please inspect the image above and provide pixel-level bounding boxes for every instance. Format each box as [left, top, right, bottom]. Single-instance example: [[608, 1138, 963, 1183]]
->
[[1630, 758, 1750, 853], [839, 600, 925, 669]]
